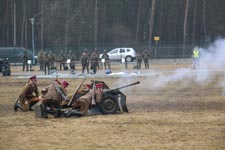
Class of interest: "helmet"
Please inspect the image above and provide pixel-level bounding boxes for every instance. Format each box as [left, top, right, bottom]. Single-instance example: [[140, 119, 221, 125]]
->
[[61, 79, 69, 88]]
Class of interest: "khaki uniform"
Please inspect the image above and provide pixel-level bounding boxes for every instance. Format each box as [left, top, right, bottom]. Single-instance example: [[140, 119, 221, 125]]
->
[[90, 53, 99, 74], [18, 81, 39, 111], [101, 52, 111, 69], [142, 50, 150, 69], [57, 53, 66, 70], [72, 88, 102, 116], [43, 52, 50, 75], [38, 50, 44, 70], [42, 82, 67, 108], [80, 52, 89, 74], [136, 52, 143, 69], [22, 51, 29, 71]]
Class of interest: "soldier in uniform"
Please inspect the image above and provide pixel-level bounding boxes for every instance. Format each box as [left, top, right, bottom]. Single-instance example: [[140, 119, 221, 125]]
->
[[101, 50, 111, 69], [67, 51, 75, 70], [22, 51, 29, 71], [48, 51, 56, 69], [143, 49, 150, 69], [40, 79, 69, 118], [136, 51, 143, 69], [58, 51, 66, 70], [80, 50, 89, 74], [37, 50, 44, 71], [43, 52, 50, 75], [15, 75, 40, 111], [90, 50, 99, 74], [64, 83, 103, 117]]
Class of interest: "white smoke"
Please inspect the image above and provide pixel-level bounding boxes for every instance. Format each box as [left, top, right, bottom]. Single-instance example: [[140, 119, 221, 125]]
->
[[149, 38, 225, 90]]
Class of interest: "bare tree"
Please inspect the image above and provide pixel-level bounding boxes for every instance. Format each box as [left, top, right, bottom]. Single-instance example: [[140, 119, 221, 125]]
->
[[148, 0, 156, 49], [40, 0, 44, 50], [64, 0, 70, 56], [94, 0, 98, 49], [136, 0, 142, 44], [192, 0, 197, 44], [20, 0, 26, 47], [202, 0, 206, 43], [182, 0, 189, 58]]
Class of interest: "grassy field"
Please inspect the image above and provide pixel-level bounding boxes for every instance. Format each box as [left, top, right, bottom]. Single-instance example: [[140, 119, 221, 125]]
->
[[0, 64, 225, 150]]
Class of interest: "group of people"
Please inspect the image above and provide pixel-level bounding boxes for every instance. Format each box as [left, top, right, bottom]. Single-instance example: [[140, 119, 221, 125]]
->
[[14, 75, 103, 118], [136, 49, 151, 69], [36, 49, 111, 75]]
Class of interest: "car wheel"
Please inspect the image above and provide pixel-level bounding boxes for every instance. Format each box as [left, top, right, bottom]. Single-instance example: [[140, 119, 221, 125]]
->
[[99, 95, 118, 114], [125, 56, 133, 62]]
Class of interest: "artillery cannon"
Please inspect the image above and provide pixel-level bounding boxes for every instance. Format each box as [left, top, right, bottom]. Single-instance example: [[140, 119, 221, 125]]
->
[[33, 80, 140, 118], [64, 80, 140, 116]]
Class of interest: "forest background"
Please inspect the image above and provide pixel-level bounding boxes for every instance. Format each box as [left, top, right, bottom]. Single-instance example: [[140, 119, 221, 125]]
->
[[0, 0, 225, 58]]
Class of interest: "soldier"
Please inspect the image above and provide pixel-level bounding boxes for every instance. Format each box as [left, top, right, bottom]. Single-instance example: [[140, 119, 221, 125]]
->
[[64, 83, 103, 117], [136, 51, 143, 69], [58, 51, 66, 70], [37, 50, 44, 71], [15, 75, 40, 111], [90, 50, 99, 74], [67, 50, 75, 70], [40, 79, 69, 118], [101, 50, 111, 69], [80, 50, 89, 74], [43, 52, 50, 75], [48, 51, 56, 69], [22, 50, 29, 71], [143, 49, 150, 69]]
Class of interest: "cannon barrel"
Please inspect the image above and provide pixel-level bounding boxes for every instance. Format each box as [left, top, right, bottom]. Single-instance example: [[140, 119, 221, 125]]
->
[[104, 81, 140, 93]]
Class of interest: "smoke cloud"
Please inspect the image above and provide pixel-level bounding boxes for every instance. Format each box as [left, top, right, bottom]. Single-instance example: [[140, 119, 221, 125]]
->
[[147, 38, 225, 90]]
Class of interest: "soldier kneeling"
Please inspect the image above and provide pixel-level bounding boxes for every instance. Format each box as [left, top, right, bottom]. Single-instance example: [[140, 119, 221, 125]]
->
[[39, 79, 69, 118], [64, 83, 103, 117]]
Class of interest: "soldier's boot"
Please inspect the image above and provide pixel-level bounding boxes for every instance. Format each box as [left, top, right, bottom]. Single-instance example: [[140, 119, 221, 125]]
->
[[14, 103, 24, 111], [40, 104, 48, 118], [64, 110, 81, 117], [53, 109, 61, 118]]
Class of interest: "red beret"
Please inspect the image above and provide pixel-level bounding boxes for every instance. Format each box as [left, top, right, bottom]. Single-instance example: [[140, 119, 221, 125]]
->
[[29, 75, 36, 81], [61, 79, 69, 88]]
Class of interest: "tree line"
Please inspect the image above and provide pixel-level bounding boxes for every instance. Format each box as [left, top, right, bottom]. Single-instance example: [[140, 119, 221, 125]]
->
[[0, 0, 224, 55]]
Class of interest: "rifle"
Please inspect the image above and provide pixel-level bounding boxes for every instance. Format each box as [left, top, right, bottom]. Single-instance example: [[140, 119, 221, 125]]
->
[[67, 76, 87, 106]]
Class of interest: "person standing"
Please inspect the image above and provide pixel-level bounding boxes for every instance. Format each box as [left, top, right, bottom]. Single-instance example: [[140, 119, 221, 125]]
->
[[43, 52, 50, 75], [15, 75, 40, 111], [37, 50, 44, 71], [22, 50, 29, 71], [58, 51, 66, 70], [80, 50, 89, 74], [101, 50, 111, 69], [136, 51, 143, 69], [143, 49, 150, 69], [67, 50, 76, 70], [193, 46, 200, 69], [90, 50, 99, 74]]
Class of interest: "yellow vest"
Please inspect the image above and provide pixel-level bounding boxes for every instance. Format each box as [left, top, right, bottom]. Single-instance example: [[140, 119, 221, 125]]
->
[[193, 49, 199, 58]]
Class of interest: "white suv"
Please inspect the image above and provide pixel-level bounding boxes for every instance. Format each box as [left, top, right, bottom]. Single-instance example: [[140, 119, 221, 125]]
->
[[100, 48, 136, 62]]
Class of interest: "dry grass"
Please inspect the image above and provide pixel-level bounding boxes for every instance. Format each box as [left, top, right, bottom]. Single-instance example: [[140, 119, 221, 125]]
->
[[0, 64, 225, 150]]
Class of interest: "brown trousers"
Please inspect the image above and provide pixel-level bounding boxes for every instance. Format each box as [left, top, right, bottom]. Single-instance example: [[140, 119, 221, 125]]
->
[[19, 96, 39, 111]]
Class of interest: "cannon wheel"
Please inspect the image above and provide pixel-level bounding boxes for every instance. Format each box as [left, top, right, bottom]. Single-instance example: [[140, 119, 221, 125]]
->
[[99, 95, 118, 114]]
